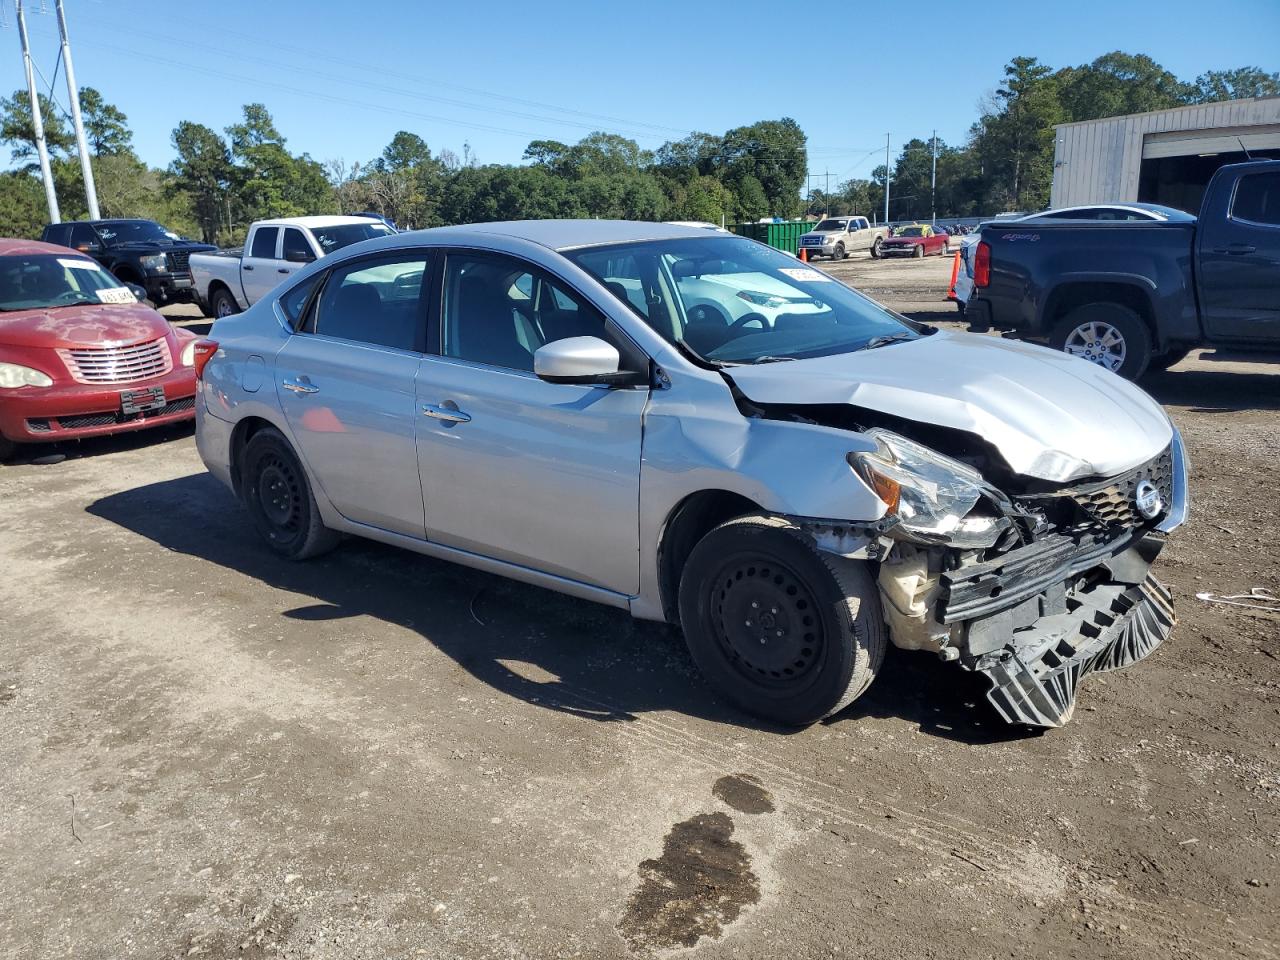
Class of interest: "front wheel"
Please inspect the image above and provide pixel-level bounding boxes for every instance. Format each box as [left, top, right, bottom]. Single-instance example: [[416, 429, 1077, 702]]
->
[[678, 514, 886, 726], [1050, 302, 1152, 380], [913, 244, 925, 259], [833, 242, 845, 261], [0, 435, 16, 463], [241, 427, 339, 560]]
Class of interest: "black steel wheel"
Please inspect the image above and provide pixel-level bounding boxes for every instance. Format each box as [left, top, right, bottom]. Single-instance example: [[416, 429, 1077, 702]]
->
[[679, 514, 886, 726], [241, 427, 338, 560]]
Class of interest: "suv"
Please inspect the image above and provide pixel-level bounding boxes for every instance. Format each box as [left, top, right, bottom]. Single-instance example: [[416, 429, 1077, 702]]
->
[[40, 219, 216, 306], [195, 221, 1187, 730]]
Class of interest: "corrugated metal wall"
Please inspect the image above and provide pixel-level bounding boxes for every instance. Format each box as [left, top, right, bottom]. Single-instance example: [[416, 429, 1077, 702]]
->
[[1051, 97, 1280, 206]]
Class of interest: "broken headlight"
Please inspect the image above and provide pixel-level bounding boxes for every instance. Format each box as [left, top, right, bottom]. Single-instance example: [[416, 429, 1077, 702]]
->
[[849, 429, 1001, 545]]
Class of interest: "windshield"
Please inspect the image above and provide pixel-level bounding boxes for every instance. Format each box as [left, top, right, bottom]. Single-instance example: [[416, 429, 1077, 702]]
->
[[893, 226, 927, 237], [96, 221, 181, 245], [813, 219, 848, 232], [0, 254, 137, 311], [312, 222, 396, 254], [565, 236, 918, 364]]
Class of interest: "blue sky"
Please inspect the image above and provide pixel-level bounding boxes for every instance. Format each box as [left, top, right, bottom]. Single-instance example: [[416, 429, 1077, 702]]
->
[[5, 0, 1279, 182]]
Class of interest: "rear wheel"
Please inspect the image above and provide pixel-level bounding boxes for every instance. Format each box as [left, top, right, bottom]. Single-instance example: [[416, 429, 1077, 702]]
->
[[241, 428, 339, 560], [1050, 302, 1152, 380], [678, 514, 886, 726], [210, 286, 240, 319], [870, 237, 883, 259]]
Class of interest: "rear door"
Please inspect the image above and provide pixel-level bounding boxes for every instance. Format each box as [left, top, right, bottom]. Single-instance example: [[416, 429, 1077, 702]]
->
[[414, 250, 647, 594], [1199, 169, 1280, 342], [241, 226, 282, 304], [274, 250, 432, 538]]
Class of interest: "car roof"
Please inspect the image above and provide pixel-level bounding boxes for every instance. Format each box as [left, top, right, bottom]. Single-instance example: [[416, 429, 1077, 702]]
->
[[0, 237, 83, 256], [253, 215, 389, 229], [382, 219, 718, 252]]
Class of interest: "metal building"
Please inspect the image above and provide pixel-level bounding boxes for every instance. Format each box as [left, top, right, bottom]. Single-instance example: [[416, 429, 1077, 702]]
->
[[1050, 96, 1280, 212]]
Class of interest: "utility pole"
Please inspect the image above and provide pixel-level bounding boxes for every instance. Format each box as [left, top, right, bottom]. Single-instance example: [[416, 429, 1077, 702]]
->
[[930, 130, 938, 226], [824, 170, 830, 215], [883, 133, 891, 226], [16, 0, 60, 223], [55, 0, 99, 219]]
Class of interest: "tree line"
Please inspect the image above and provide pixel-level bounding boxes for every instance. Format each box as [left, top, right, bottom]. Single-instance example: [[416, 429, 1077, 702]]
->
[[0, 52, 1275, 242]]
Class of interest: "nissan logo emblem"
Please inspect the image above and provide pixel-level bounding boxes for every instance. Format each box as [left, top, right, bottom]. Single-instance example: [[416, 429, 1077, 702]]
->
[[1134, 479, 1163, 519]]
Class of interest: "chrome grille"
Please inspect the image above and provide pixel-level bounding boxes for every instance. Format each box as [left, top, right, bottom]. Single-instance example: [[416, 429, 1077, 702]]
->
[[166, 250, 191, 274], [58, 338, 173, 384], [1066, 448, 1174, 529]]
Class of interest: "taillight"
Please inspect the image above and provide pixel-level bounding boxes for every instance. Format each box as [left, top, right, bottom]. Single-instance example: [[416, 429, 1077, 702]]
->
[[192, 339, 219, 380], [974, 241, 991, 288]]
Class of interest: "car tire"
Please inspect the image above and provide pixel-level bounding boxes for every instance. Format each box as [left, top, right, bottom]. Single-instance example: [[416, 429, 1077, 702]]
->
[[833, 243, 845, 261], [1050, 302, 1152, 380], [913, 244, 924, 259], [678, 514, 886, 726], [241, 427, 339, 560], [870, 237, 882, 259], [0, 435, 16, 463], [210, 287, 241, 319]]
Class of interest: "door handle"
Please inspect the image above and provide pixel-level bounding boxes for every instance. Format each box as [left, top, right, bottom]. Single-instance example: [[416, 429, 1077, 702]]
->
[[243, 264, 255, 271], [421, 402, 470, 423], [282, 378, 319, 395], [278, 268, 290, 274], [1213, 244, 1257, 255]]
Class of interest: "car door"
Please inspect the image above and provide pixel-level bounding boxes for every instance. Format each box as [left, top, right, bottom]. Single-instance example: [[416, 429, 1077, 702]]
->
[[274, 250, 432, 538], [414, 250, 648, 595], [241, 226, 283, 304], [1199, 170, 1280, 343]]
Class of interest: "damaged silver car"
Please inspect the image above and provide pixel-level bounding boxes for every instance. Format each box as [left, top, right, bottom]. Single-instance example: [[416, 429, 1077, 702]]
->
[[195, 221, 1187, 729]]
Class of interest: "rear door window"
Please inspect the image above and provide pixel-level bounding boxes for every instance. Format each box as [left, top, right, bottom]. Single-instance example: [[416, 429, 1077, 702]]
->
[[311, 253, 430, 351], [250, 227, 279, 259], [1232, 172, 1280, 226]]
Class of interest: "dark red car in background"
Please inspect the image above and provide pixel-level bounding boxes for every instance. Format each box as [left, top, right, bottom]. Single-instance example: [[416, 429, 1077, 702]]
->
[[878, 223, 950, 258], [0, 239, 198, 461]]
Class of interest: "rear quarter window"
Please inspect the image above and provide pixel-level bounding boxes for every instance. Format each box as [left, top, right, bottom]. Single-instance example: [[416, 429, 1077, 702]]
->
[[1232, 172, 1280, 226]]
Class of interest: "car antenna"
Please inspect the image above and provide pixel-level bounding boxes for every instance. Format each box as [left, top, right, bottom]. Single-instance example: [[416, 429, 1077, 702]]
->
[[1237, 137, 1254, 161]]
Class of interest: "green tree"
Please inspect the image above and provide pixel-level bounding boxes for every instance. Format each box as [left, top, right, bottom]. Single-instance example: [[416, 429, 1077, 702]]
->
[[169, 121, 234, 242], [78, 87, 132, 155], [0, 90, 74, 166], [720, 118, 807, 218], [1191, 67, 1280, 102], [978, 57, 1064, 210], [1055, 52, 1191, 122], [0, 171, 47, 237], [224, 103, 336, 223]]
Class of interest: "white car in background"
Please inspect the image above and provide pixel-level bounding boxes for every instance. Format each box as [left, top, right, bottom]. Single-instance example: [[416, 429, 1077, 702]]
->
[[190, 215, 395, 317]]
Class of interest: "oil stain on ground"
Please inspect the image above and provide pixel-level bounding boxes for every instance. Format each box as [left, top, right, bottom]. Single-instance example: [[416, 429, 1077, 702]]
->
[[618, 812, 760, 951], [712, 773, 775, 815]]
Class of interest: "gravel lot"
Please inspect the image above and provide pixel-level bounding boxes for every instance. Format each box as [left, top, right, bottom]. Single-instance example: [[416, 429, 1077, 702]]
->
[[2, 252, 1277, 960]]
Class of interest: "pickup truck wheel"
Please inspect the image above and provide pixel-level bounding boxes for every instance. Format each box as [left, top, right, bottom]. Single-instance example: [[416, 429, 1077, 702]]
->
[[833, 242, 845, 261], [241, 428, 339, 560], [210, 287, 240, 319], [1051, 303, 1151, 379], [870, 238, 882, 259], [678, 514, 886, 726]]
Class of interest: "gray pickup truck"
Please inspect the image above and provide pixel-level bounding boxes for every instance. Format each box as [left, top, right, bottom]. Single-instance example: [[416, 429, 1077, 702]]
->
[[966, 160, 1280, 379]]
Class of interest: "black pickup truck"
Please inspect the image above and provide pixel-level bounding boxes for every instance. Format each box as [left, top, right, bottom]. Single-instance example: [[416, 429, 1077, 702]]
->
[[40, 219, 216, 306], [966, 160, 1280, 379]]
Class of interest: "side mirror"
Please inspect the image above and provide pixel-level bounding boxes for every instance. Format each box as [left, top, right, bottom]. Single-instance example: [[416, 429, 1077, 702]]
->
[[285, 248, 315, 264], [126, 282, 148, 302], [534, 336, 641, 386], [76, 242, 102, 255]]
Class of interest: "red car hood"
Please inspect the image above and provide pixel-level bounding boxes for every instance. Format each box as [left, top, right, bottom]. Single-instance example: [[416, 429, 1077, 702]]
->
[[0, 303, 176, 349], [883, 235, 926, 244]]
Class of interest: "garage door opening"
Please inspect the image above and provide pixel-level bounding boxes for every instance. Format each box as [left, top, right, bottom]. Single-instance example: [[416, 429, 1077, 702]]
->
[[1139, 148, 1280, 213]]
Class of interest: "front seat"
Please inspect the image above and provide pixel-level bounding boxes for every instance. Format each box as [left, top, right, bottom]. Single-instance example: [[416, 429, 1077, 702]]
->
[[455, 276, 532, 369]]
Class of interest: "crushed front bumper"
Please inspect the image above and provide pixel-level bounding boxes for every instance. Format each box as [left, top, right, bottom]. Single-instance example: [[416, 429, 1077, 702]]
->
[[972, 573, 1174, 727]]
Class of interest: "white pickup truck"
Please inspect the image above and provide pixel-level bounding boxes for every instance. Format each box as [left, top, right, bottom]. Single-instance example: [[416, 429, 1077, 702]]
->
[[191, 215, 395, 317], [798, 216, 891, 261]]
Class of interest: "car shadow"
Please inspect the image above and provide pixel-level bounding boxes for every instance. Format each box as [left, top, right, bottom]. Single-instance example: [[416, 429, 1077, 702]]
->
[[87, 472, 1019, 743], [3, 421, 194, 466], [1139, 367, 1280, 412]]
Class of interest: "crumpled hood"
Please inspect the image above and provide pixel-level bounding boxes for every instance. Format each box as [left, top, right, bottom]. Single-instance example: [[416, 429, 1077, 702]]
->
[[0, 303, 173, 349], [726, 330, 1172, 483], [882, 235, 924, 245]]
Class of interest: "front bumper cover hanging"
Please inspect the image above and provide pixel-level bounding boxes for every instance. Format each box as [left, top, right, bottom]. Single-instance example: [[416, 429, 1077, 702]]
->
[[974, 575, 1175, 728]]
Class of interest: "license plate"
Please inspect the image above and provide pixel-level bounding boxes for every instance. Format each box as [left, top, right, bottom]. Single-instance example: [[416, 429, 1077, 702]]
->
[[171, 277, 192, 288], [121, 386, 166, 414]]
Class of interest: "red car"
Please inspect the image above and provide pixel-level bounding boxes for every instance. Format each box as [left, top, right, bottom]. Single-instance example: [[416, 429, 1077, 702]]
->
[[878, 224, 950, 258], [0, 238, 198, 460]]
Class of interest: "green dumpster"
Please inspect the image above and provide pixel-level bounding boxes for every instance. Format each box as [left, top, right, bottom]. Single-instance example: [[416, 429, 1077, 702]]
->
[[729, 220, 811, 255]]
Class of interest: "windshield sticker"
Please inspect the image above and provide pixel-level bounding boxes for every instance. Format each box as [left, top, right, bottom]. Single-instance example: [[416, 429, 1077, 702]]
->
[[95, 286, 137, 304], [779, 267, 832, 283], [58, 258, 99, 270]]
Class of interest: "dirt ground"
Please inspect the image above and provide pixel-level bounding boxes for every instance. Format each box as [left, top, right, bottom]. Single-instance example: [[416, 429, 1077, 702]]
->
[[1, 251, 1277, 960]]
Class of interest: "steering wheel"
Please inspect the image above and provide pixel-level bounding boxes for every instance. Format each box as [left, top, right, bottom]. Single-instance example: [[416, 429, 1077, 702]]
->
[[687, 303, 731, 327], [730, 311, 767, 330]]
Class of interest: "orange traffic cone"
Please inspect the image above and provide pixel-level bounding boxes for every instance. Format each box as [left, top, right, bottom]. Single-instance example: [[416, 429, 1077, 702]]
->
[[798, 247, 808, 262], [946, 250, 961, 301]]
